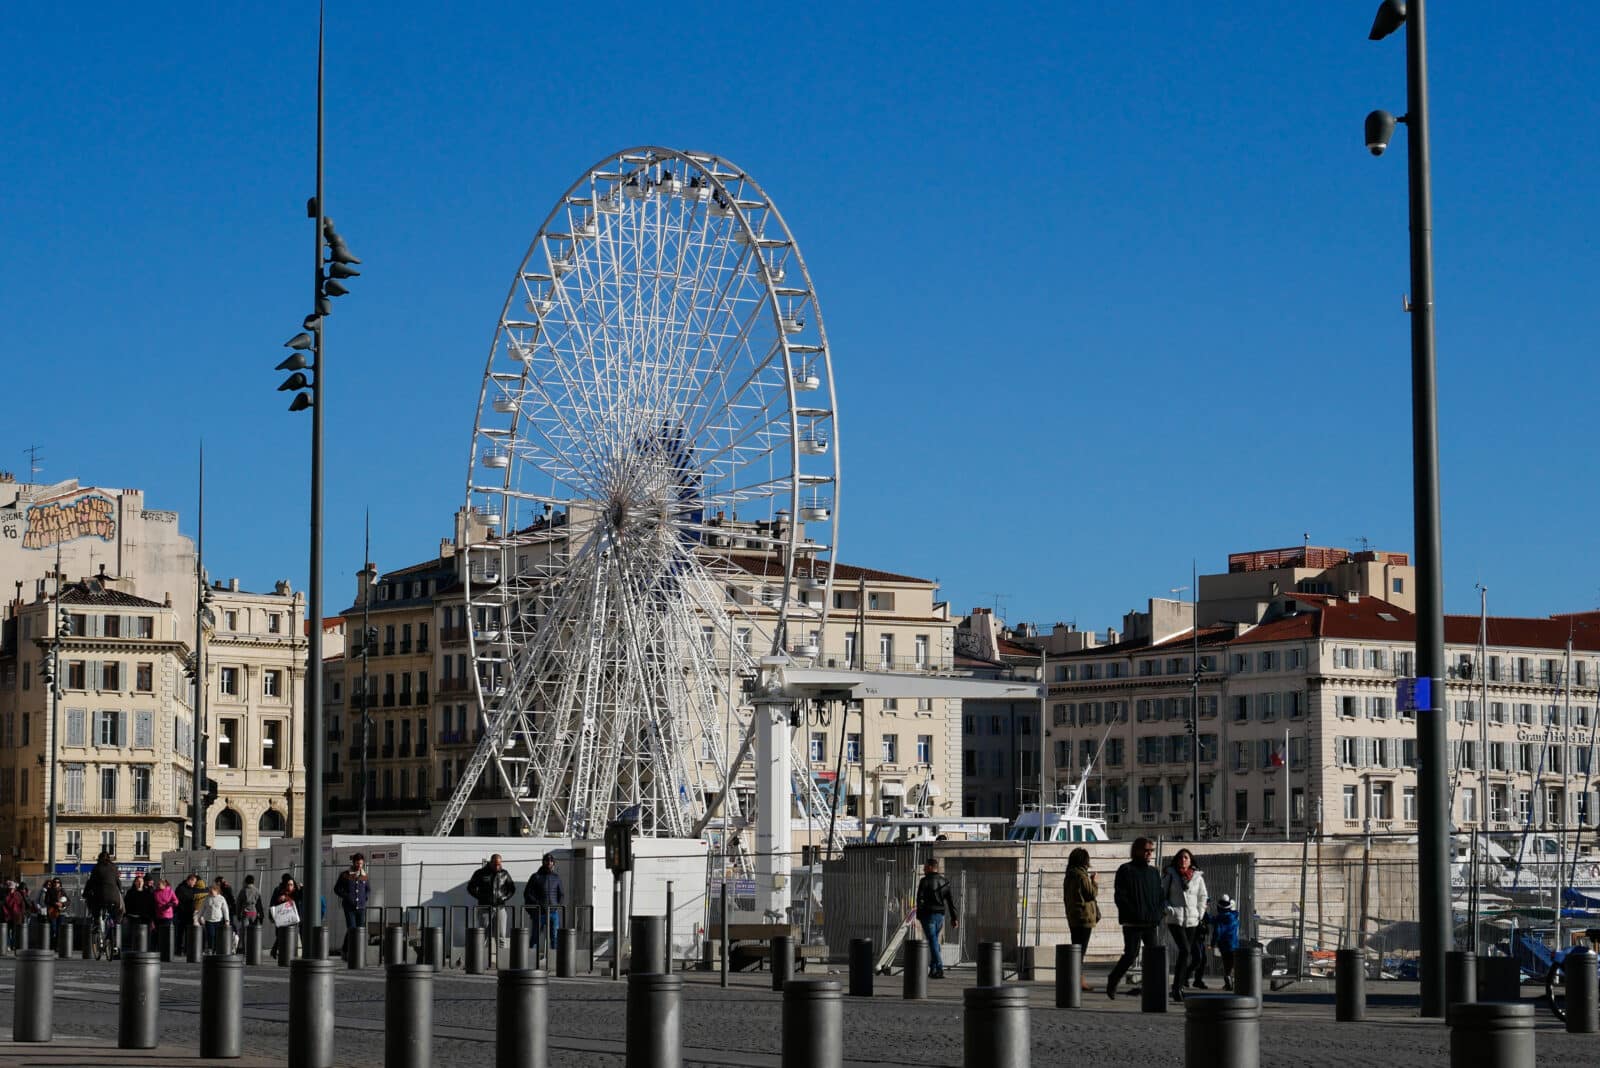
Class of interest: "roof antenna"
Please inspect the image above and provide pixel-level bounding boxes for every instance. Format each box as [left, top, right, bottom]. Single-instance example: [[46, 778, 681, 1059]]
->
[[23, 445, 43, 480]]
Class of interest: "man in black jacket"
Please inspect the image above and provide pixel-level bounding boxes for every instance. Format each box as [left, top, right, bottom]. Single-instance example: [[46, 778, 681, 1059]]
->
[[174, 873, 200, 956], [1105, 837, 1164, 998], [914, 858, 959, 978], [468, 854, 516, 960]]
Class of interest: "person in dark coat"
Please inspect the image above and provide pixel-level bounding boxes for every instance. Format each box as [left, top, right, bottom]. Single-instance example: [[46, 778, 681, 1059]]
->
[[123, 872, 158, 941], [269, 874, 300, 962], [1062, 848, 1101, 992], [335, 854, 372, 958], [1105, 837, 1164, 998], [468, 854, 516, 958], [174, 873, 201, 955], [914, 857, 959, 979], [523, 853, 564, 950]]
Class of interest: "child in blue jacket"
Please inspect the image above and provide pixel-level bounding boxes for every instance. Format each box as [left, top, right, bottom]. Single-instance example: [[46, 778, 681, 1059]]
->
[[1210, 895, 1241, 990]]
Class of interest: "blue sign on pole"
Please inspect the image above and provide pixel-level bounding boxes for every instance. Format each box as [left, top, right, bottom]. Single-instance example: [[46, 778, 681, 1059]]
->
[[1396, 677, 1434, 713]]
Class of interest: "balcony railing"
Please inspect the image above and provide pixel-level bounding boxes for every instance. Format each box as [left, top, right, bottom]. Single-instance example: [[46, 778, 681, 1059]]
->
[[416, 641, 430, 655], [440, 677, 472, 694], [439, 729, 468, 745], [440, 627, 468, 645], [399, 640, 412, 654], [381, 745, 395, 758], [383, 642, 396, 655], [383, 693, 396, 708]]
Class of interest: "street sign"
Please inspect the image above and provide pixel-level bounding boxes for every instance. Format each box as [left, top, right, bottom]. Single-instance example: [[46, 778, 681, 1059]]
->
[[1396, 676, 1434, 713]]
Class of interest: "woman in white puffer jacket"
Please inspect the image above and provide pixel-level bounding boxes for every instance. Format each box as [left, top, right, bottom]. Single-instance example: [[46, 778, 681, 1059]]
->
[[1160, 849, 1207, 1002]]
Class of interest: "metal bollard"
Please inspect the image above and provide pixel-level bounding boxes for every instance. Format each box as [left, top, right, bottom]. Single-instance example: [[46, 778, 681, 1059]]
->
[[963, 985, 1030, 1068], [386, 963, 434, 1068], [186, 924, 202, 963], [13, 949, 56, 1042], [26, 918, 46, 951], [977, 941, 1004, 987], [423, 926, 444, 972], [664, 885, 675, 973], [118, 950, 161, 1050], [125, 920, 150, 954], [1335, 948, 1365, 1022], [497, 969, 549, 1068], [1184, 993, 1261, 1068], [289, 957, 336, 1068], [1055, 943, 1083, 1009], [244, 924, 263, 966], [1017, 945, 1036, 981], [81, 919, 94, 959], [1235, 943, 1263, 1009], [556, 928, 576, 978], [510, 928, 531, 971], [200, 953, 244, 1059], [719, 889, 730, 989], [632, 915, 666, 975], [771, 934, 795, 991], [310, 926, 330, 960], [782, 979, 842, 1068], [1563, 945, 1598, 1035], [1447, 950, 1477, 1009], [0, 922, 8, 958], [1477, 955, 1520, 1002], [1141, 944, 1169, 1013], [627, 972, 683, 1068], [466, 926, 487, 975], [1447, 1001, 1535, 1068], [157, 922, 174, 962], [849, 938, 875, 997], [57, 919, 76, 959], [383, 924, 405, 966], [903, 939, 928, 1000], [278, 924, 299, 967], [349, 924, 368, 970]]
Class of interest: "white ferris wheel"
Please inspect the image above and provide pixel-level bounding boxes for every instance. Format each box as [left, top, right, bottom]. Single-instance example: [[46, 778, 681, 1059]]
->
[[434, 147, 841, 846]]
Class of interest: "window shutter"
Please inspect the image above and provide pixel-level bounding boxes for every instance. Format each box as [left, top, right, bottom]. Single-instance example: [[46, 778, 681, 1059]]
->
[[135, 711, 153, 748]]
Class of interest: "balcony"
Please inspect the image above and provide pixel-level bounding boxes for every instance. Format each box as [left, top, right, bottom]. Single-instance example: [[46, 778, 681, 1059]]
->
[[397, 691, 413, 707], [383, 642, 396, 655], [416, 641, 430, 655], [416, 740, 428, 757], [398, 742, 412, 758], [440, 677, 472, 694], [381, 745, 395, 759], [399, 640, 412, 654], [383, 693, 396, 708], [441, 627, 468, 646], [438, 729, 468, 746], [417, 690, 430, 706]]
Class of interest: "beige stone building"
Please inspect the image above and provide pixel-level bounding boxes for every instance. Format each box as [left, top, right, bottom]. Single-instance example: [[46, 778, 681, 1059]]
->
[[1042, 546, 1600, 845], [322, 510, 964, 844], [202, 579, 308, 849], [0, 576, 194, 875]]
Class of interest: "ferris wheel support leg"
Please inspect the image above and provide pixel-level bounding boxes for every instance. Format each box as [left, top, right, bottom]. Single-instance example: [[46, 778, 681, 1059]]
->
[[754, 698, 795, 923]]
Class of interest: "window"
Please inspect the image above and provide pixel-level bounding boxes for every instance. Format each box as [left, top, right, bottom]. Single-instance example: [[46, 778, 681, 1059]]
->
[[1392, 577, 1404, 594], [1370, 782, 1392, 821], [135, 615, 154, 638], [100, 831, 117, 858], [809, 732, 826, 762], [1403, 786, 1418, 822], [1231, 696, 1249, 723], [1336, 737, 1360, 767], [1262, 789, 1277, 824], [67, 660, 87, 689], [963, 750, 977, 776], [914, 634, 929, 668], [224, 610, 239, 631], [133, 710, 153, 748], [1105, 738, 1125, 767], [1234, 790, 1249, 824], [218, 718, 239, 768], [66, 708, 86, 747], [264, 612, 281, 634], [881, 734, 898, 763], [878, 634, 894, 668], [220, 667, 239, 696], [95, 710, 124, 747], [845, 734, 861, 762], [102, 614, 121, 638], [263, 721, 282, 769], [1515, 790, 1532, 823], [1259, 692, 1280, 721], [99, 766, 118, 813], [1363, 648, 1387, 670], [264, 670, 282, 698], [1230, 741, 1249, 772], [1286, 648, 1302, 669], [1518, 744, 1535, 773], [1291, 787, 1306, 825], [65, 830, 82, 858], [916, 734, 933, 764], [1461, 787, 1478, 824], [1340, 696, 1359, 718], [101, 662, 120, 691], [135, 662, 153, 692], [1258, 651, 1278, 672]]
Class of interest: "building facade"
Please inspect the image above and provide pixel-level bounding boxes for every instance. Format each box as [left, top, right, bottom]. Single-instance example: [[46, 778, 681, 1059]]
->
[[1044, 567, 1600, 844]]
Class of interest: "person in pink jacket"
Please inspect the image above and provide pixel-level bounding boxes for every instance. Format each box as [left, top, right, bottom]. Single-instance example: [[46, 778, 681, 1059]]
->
[[153, 877, 179, 945]]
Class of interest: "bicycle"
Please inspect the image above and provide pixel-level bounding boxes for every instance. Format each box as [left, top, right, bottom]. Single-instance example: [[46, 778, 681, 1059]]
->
[[89, 906, 120, 961], [1543, 927, 1600, 1023]]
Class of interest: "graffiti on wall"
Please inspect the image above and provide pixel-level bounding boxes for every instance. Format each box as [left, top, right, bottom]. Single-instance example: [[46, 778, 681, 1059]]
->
[[6, 494, 118, 549]]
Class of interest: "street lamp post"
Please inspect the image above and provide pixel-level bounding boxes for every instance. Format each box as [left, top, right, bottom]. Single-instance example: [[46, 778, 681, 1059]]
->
[[276, 3, 360, 958], [1364, 0, 1449, 1017], [44, 546, 68, 874]]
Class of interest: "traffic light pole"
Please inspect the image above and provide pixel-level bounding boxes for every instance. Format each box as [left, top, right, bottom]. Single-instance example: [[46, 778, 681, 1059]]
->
[[193, 448, 207, 850], [360, 517, 371, 836], [45, 544, 63, 873]]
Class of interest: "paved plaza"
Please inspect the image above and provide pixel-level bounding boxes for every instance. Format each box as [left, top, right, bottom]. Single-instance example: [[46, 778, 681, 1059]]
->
[[1, 955, 1596, 1067]]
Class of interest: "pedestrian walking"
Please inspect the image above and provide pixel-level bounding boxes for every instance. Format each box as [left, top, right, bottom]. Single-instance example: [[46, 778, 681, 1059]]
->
[[2, 880, 26, 950], [523, 852, 564, 954], [154, 877, 178, 946], [174, 873, 201, 956], [334, 854, 371, 958], [914, 857, 958, 979], [124, 871, 158, 944], [199, 881, 232, 954], [1105, 837, 1164, 999], [41, 879, 69, 949], [269, 875, 300, 962], [1210, 895, 1241, 990], [468, 854, 516, 955], [236, 875, 263, 934], [1161, 848, 1207, 1002], [1062, 847, 1100, 992]]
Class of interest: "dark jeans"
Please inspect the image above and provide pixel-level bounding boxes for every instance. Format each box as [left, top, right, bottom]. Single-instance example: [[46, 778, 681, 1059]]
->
[[1167, 924, 1201, 990], [1218, 946, 1236, 983], [1106, 925, 1161, 990], [1068, 923, 1093, 948]]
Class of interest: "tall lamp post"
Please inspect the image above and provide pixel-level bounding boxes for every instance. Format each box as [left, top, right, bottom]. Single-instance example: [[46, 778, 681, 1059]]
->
[[43, 547, 69, 874], [276, 3, 361, 959], [1364, 0, 1449, 1017]]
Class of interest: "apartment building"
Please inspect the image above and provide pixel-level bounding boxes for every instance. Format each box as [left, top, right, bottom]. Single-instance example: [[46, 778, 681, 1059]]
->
[[0, 576, 194, 874], [1045, 581, 1600, 842], [202, 579, 308, 848], [322, 509, 964, 841], [954, 608, 1044, 819]]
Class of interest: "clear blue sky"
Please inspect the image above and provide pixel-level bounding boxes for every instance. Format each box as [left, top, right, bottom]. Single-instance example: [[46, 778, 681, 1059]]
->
[[4, 3, 1597, 628]]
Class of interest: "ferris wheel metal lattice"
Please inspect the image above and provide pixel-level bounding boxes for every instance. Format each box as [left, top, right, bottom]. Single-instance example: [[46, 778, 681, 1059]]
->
[[434, 148, 841, 849]]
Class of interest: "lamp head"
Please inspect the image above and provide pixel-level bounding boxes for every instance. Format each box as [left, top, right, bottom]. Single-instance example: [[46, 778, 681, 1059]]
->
[[285, 332, 314, 350], [1365, 110, 1397, 156], [276, 352, 309, 372], [288, 392, 313, 412], [277, 372, 310, 392], [1368, 0, 1407, 41]]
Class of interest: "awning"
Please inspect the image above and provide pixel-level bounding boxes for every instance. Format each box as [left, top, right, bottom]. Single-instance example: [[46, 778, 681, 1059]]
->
[[880, 782, 905, 797], [845, 779, 862, 796]]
